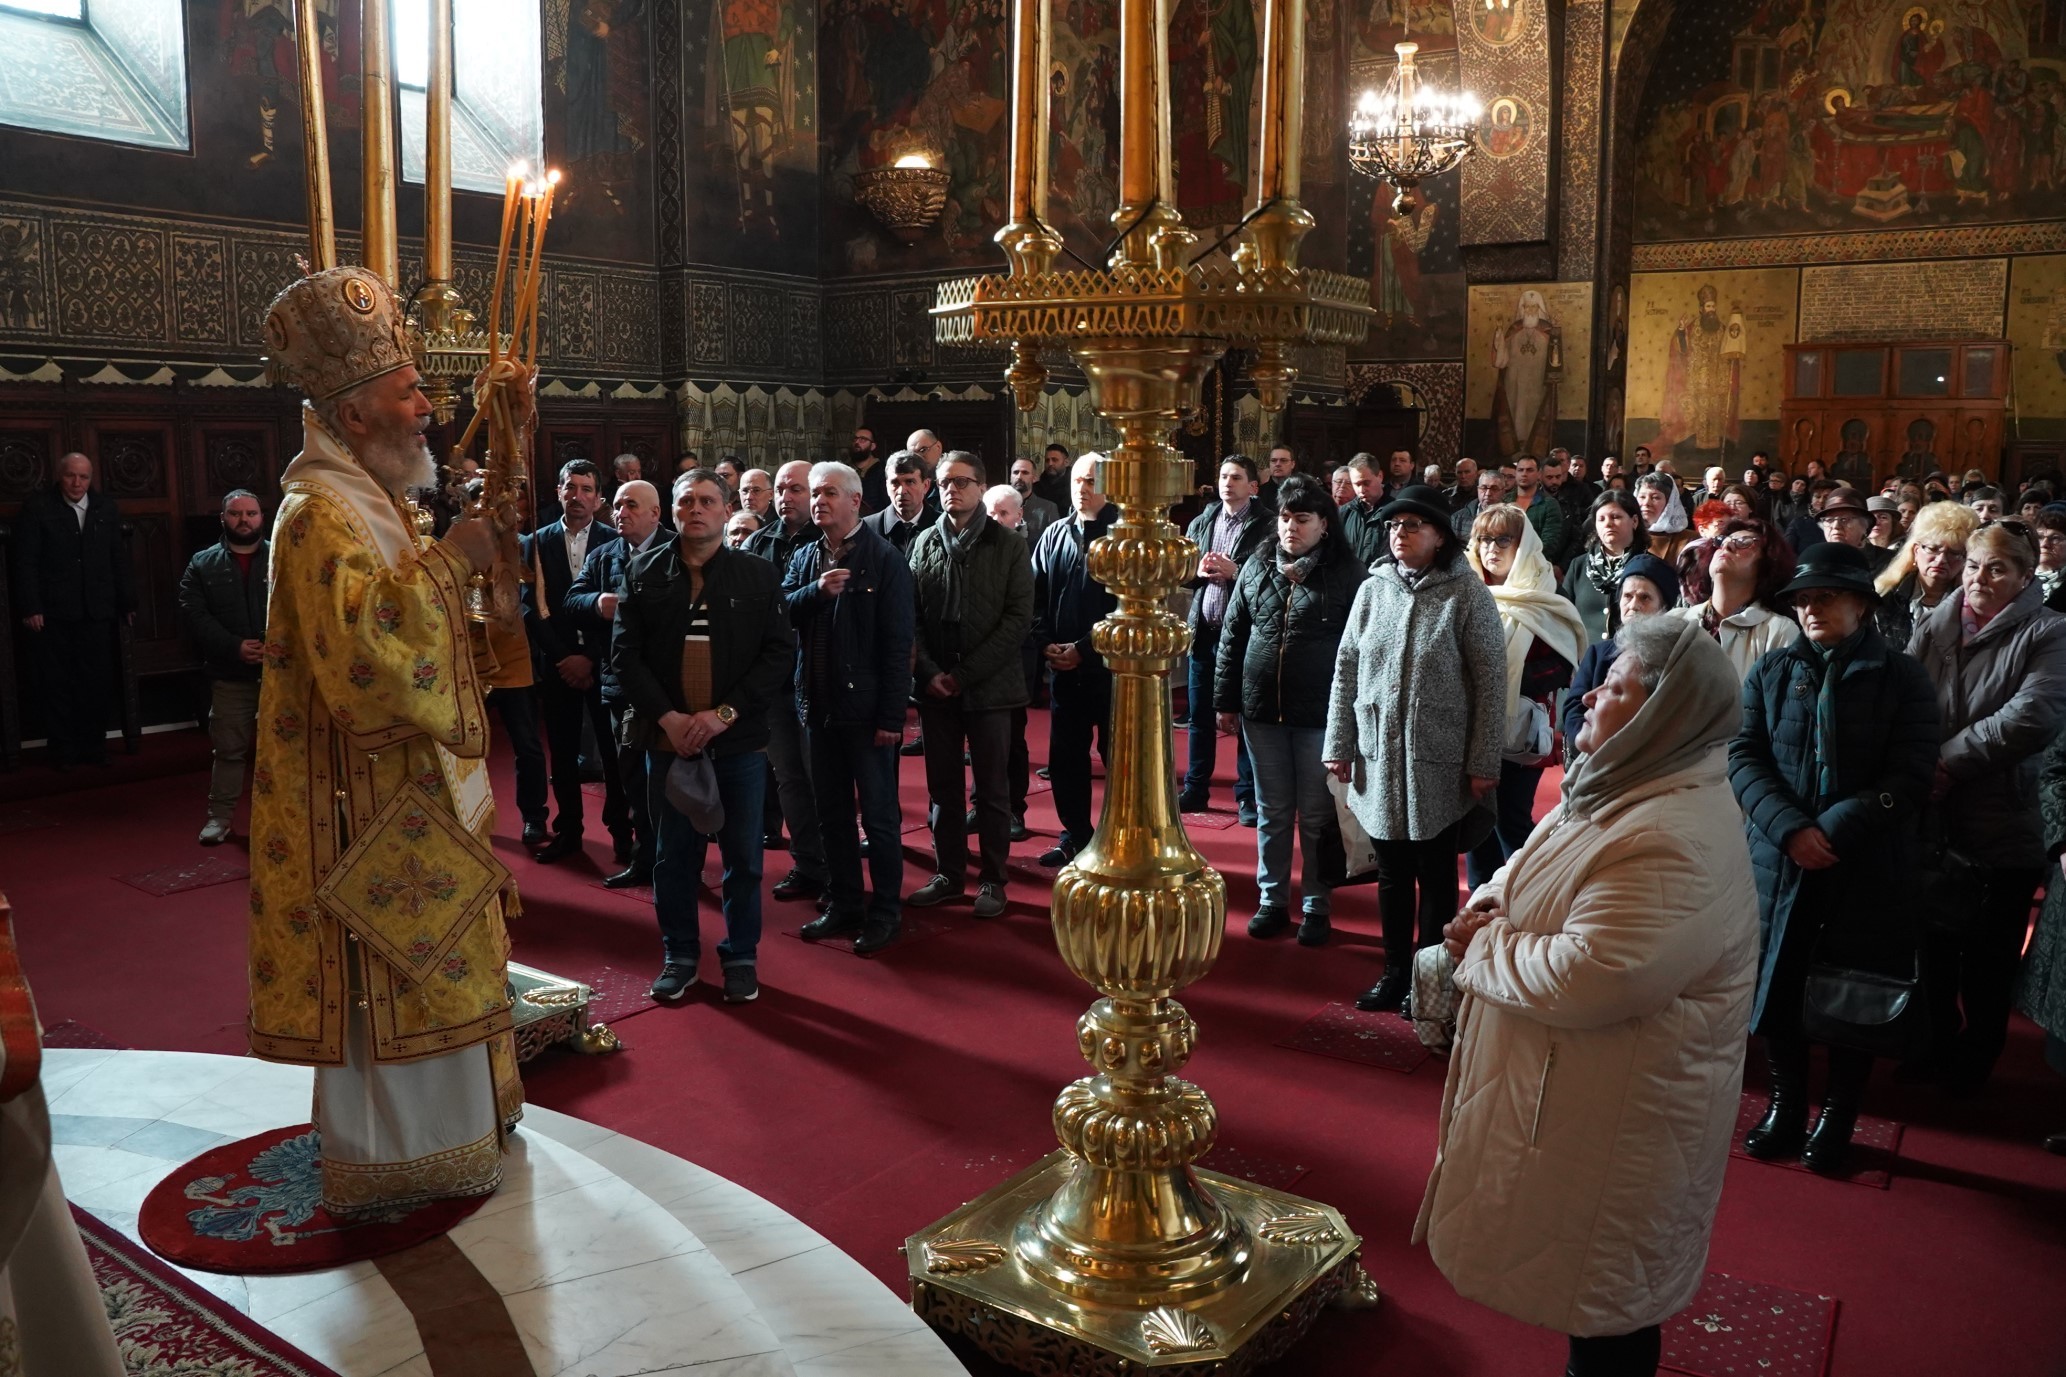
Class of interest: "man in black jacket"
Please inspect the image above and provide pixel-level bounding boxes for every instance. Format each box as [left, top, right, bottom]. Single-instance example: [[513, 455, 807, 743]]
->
[[1178, 456, 1270, 820], [788, 462, 916, 954], [613, 469, 797, 1005], [1033, 454, 1119, 866], [743, 460, 828, 904], [178, 489, 268, 843], [12, 452, 132, 767], [1339, 453, 1389, 567], [521, 458, 625, 862], [566, 479, 666, 887], [862, 450, 938, 554]]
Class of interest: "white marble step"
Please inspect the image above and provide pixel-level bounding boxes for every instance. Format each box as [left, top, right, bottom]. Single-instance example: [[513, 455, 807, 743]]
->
[[42, 1048, 843, 1377], [518, 1105, 966, 1377]]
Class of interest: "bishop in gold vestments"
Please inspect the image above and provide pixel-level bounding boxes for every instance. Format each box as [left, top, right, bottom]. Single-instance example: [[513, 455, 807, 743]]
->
[[248, 267, 520, 1213]]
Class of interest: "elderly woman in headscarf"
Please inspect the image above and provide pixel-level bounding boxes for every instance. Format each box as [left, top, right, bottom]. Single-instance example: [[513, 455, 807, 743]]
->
[[1466, 505, 1585, 888], [1418, 618, 1757, 1377], [1730, 543, 1940, 1175], [1635, 472, 1692, 569]]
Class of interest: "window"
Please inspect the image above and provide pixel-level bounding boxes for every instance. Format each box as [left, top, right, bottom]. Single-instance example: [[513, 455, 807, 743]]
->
[[0, 0, 189, 150], [394, 0, 543, 194]]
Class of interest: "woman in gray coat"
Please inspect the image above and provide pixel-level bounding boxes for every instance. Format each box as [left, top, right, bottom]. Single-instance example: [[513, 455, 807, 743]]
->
[[1908, 521, 2066, 1092], [1325, 485, 1506, 1013]]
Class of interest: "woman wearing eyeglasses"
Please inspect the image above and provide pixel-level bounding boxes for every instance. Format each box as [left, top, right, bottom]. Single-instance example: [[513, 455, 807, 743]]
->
[[1325, 485, 1507, 1013], [1871, 500, 1980, 650], [1666, 517, 1801, 681], [1906, 521, 2066, 1093], [2030, 506, 2066, 612], [1465, 506, 1584, 889]]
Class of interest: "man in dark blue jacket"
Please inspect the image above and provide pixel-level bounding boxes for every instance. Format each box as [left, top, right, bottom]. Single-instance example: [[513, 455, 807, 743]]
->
[[521, 458, 623, 862], [12, 452, 133, 768], [1178, 456, 1270, 821], [613, 470, 797, 1004], [787, 461, 916, 954], [178, 489, 268, 844], [1032, 454, 1119, 866], [744, 460, 829, 904], [567, 479, 666, 887]]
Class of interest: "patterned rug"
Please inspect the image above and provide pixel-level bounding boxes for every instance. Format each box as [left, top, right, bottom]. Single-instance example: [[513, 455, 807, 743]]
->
[[1662, 1271, 1839, 1377], [1728, 1092, 1903, 1189], [138, 1124, 490, 1274], [73, 1204, 341, 1376], [1277, 1001, 1433, 1074]]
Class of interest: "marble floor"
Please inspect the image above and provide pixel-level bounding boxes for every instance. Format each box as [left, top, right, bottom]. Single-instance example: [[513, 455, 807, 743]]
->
[[44, 1048, 967, 1377]]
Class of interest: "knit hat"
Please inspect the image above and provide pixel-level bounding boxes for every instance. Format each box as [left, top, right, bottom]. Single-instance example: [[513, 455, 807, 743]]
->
[[1618, 551, 1680, 606]]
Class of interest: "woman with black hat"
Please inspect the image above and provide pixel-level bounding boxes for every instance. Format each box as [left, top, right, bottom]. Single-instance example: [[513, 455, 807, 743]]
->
[[1325, 485, 1507, 1013], [1729, 542, 1940, 1174]]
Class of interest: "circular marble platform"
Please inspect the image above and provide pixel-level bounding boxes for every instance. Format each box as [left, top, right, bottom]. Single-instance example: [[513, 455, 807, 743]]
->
[[43, 1048, 966, 1377]]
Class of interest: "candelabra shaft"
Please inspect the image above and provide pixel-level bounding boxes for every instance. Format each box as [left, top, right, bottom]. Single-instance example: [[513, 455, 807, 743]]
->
[[1256, 0, 1304, 207], [1005, 0, 1050, 229], [424, 0, 454, 285], [361, 0, 399, 288], [293, 0, 335, 271]]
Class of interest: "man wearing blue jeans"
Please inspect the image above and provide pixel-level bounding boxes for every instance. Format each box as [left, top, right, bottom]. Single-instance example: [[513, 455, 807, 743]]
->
[[785, 461, 916, 954], [1178, 456, 1270, 822], [612, 468, 797, 1004]]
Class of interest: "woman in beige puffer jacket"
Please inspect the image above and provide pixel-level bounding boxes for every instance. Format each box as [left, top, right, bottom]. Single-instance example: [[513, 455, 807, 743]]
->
[[1415, 618, 1760, 1376]]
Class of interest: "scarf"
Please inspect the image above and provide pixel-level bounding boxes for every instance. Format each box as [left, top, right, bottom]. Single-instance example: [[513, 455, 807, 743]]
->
[[936, 507, 987, 629], [1648, 483, 1689, 534], [1585, 545, 1631, 603], [1561, 618, 1741, 820], [1277, 539, 1324, 585], [1802, 623, 1869, 805], [1466, 519, 1587, 724]]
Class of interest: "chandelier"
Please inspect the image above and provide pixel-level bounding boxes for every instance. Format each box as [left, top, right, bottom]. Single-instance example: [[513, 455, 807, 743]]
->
[[1348, 41, 1480, 212]]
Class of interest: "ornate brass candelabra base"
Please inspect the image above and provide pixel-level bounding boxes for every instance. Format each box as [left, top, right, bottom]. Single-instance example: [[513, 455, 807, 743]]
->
[[909, 1154, 1374, 1374]]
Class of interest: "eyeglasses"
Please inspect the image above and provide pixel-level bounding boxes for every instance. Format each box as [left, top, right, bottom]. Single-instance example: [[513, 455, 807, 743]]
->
[[1386, 518, 1434, 536], [938, 475, 983, 491], [1475, 535, 1518, 550], [1912, 542, 1963, 560], [1719, 533, 1761, 552]]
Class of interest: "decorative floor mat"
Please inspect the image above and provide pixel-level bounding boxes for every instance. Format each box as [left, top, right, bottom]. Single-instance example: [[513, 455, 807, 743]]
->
[[1728, 1093, 1902, 1190], [76, 1204, 343, 1374], [1661, 1270, 1838, 1377], [1276, 1001, 1431, 1074], [1180, 811, 1240, 831], [43, 1019, 124, 1049], [1200, 1142, 1309, 1191], [116, 854, 250, 897], [0, 805, 59, 836]]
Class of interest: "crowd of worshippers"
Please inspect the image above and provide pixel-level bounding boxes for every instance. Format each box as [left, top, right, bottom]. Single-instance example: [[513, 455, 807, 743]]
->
[[29, 432, 2066, 1148]]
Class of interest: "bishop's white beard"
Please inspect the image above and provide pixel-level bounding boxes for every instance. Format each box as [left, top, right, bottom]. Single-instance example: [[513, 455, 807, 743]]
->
[[357, 426, 437, 496]]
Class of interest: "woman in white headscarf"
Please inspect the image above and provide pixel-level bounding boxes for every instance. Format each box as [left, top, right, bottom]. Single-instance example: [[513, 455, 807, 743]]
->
[[1636, 472, 1692, 571], [1417, 618, 1758, 1377], [1465, 505, 1586, 888]]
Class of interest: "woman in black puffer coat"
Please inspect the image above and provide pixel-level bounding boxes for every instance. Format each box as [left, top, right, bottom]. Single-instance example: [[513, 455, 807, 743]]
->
[[1214, 476, 1370, 946]]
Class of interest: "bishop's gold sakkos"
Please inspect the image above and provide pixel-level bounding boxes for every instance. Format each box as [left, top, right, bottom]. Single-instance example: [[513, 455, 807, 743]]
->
[[908, 0, 1378, 1370]]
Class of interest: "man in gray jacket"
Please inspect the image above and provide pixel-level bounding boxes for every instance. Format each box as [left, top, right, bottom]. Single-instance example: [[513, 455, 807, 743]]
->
[[907, 452, 1033, 917]]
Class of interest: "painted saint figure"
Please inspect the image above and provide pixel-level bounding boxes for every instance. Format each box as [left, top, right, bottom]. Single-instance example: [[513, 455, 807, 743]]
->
[[1658, 285, 1745, 458], [714, 0, 800, 233], [1491, 288, 1561, 459]]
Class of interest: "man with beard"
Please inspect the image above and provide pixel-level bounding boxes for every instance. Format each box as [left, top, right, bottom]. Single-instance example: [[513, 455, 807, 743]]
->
[[850, 425, 887, 514], [1033, 442, 1073, 511], [244, 266, 519, 1216], [179, 490, 270, 844], [1010, 455, 1061, 539]]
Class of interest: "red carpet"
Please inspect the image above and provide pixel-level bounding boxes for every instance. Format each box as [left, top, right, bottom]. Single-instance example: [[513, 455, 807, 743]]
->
[[8, 722, 2066, 1375], [75, 1203, 342, 1374], [138, 1124, 491, 1274]]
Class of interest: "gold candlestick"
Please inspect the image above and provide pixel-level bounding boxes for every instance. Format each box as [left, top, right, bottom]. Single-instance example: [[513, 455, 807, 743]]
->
[[292, 0, 335, 271], [360, 0, 399, 288], [909, 0, 1376, 1370]]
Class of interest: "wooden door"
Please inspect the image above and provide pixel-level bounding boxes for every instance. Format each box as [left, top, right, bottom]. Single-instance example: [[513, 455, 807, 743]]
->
[[860, 399, 1012, 483]]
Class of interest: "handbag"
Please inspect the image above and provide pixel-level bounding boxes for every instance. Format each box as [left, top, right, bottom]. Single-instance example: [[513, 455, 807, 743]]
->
[[1914, 809, 1984, 939], [1318, 773, 1381, 888], [1502, 696, 1553, 766], [1801, 950, 1930, 1061]]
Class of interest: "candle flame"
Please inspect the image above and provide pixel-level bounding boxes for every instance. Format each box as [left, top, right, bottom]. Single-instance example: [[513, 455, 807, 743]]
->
[[894, 152, 932, 169], [507, 162, 528, 180], [546, 168, 563, 186]]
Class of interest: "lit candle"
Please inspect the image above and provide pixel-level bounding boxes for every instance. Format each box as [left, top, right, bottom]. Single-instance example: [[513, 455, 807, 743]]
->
[[486, 163, 525, 365], [519, 170, 561, 366]]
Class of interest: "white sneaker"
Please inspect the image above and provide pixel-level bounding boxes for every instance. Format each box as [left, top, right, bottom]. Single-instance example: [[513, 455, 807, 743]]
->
[[199, 818, 233, 846]]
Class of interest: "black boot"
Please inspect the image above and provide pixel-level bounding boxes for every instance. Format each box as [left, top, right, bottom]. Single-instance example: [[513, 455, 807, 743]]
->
[[1742, 1036, 1810, 1160], [1802, 1047, 1872, 1176]]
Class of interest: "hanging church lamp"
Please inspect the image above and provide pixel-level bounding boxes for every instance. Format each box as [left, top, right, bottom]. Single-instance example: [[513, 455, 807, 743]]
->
[[1348, 40, 1481, 214]]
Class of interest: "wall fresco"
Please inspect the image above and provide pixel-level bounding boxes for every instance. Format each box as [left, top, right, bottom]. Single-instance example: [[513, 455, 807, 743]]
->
[[1464, 281, 1593, 458], [1624, 266, 1799, 464]]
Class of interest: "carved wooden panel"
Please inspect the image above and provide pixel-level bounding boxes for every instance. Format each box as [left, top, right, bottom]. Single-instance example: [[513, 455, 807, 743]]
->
[[0, 429, 56, 502], [94, 430, 169, 500], [198, 427, 272, 501]]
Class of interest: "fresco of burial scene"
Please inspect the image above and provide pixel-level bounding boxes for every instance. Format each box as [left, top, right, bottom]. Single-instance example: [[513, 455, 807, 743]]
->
[[1634, 0, 2066, 240]]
